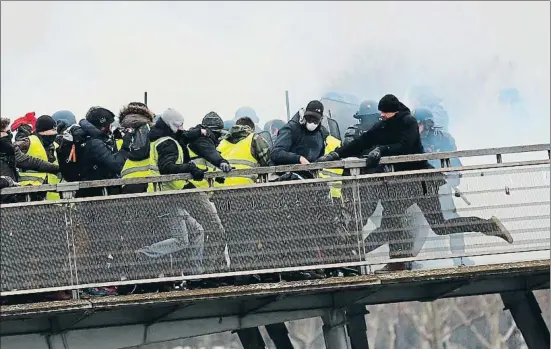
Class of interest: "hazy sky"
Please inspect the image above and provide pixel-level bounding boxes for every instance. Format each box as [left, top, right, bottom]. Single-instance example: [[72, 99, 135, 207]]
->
[[1, 1, 549, 146]]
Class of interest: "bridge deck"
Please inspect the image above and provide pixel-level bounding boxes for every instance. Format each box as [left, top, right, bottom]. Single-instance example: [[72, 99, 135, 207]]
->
[[2, 260, 548, 344]]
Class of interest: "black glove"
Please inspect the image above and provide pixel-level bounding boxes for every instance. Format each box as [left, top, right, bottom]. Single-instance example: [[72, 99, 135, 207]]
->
[[219, 161, 232, 173], [316, 151, 340, 163], [215, 177, 225, 184], [121, 131, 133, 152], [365, 147, 382, 167], [188, 162, 206, 181]]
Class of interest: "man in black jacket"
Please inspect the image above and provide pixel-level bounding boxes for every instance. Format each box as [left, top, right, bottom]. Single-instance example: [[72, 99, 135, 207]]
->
[[76, 107, 129, 198], [318, 94, 513, 271], [269, 101, 337, 279], [271, 100, 328, 169], [185, 111, 232, 176], [149, 108, 205, 180]]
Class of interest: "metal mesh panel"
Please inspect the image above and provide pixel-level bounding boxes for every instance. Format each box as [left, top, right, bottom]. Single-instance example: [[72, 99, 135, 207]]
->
[[0, 203, 72, 291], [358, 165, 551, 264], [69, 192, 217, 284], [68, 182, 361, 286], [211, 181, 360, 271], [1, 164, 549, 292]]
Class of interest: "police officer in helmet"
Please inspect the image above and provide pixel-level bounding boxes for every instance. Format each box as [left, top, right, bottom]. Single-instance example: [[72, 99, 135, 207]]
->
[[413, 107, 474, 266], [343, 100, 380, 148]]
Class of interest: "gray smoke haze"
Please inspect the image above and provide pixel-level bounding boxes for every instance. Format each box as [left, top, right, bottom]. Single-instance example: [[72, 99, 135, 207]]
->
[[1, 1, 549, 150]]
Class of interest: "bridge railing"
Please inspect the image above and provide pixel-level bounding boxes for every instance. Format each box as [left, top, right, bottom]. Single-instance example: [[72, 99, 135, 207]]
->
[[0, 144, 549, 296]]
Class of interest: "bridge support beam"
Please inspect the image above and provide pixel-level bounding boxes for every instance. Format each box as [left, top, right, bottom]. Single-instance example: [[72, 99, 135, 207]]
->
[[236, 327, 266, 349], [265, 323, 294, 349], [500, 291, 550, 349], [322, 309, 351, 349], [346, 305, 369, 349]]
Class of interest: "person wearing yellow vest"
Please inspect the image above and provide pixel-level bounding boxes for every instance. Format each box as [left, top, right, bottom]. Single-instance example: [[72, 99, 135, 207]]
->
[[149, 108, 231, 285], [211, 116, 272, 282], [118, 102, 156, 194], [318, 135, 344, 200], [150, 108, 206, 190], [184, 111, 232, 189], [214, 116, 270, 187], [18, 115, 62, 201]]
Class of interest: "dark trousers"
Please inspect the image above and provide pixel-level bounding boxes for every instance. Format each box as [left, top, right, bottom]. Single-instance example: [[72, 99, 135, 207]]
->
[[360, 175, 503, 259]]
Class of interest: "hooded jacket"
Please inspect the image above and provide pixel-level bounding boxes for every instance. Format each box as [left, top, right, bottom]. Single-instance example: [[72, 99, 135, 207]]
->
[[223, 124, 270, 166], [186, 124, 227, 168], [78, 119, 128, 181], [149, 118, 195, 175], [270, 111, 329, 165], [120, 114, 152, 129], [336, 103, 430, 172]]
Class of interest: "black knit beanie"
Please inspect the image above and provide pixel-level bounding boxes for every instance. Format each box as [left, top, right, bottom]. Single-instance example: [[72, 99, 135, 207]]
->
[[35, 115, 57, 133], [378, 94, 401, 113]]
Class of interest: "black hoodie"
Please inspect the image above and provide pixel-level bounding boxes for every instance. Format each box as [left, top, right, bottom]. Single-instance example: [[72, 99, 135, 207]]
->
[[335, 103, 430, 172], [185, 124, 227, 168]]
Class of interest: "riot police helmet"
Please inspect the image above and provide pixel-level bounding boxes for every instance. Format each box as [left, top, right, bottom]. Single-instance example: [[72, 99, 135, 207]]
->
[[354, 100, 379, 120], [412, 107, 436, 130], [234, 106, 259, 124]]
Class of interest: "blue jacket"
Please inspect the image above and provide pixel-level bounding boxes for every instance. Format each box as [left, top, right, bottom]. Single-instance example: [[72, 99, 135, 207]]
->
[[270, 111, 329, 165], [78, 119, 128, 181]]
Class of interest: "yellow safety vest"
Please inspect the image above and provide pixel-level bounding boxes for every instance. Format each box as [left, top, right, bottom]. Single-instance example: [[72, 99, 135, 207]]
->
[[19, 135, 61, 201], [151, 136, 186, 191], [116, 139, 124, 151], [187, 147, 211, 189], [120, 127, 156, 192], [319, 135, 343, 199], [214, 133, 259, 187]]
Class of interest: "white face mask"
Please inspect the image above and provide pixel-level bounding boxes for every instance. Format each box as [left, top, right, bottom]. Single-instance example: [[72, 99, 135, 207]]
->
[[306, 122, 318, 131]]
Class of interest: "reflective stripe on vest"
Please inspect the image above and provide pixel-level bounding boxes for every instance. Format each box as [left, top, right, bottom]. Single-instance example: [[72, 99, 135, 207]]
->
[[120, 155, 159, 193], [319, 135, 343, 199], [214, 133, 258, 187], [151, 137, 186, 191], [187, 147, 210, 188], [20, 135, 61, 200], [121, 141, 159, 177]]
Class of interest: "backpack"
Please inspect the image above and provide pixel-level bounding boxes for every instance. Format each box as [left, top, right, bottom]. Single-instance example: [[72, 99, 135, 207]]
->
[[126, 124, 151, 161], [56, 125, 87, 182]]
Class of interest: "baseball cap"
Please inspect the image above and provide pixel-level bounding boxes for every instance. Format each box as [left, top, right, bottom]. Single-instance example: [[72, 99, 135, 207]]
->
[[304, 100, 324, 120]]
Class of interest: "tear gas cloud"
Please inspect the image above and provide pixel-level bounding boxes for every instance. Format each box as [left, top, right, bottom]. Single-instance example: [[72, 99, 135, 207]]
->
[[1, 1, 548, 151]]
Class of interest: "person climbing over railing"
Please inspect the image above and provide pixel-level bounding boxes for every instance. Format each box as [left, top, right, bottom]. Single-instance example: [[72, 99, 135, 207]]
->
[[317, 94, 513, 272]]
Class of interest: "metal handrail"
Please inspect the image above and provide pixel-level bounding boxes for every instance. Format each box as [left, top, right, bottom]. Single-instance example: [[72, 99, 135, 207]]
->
[[0, 143, 549, 196]]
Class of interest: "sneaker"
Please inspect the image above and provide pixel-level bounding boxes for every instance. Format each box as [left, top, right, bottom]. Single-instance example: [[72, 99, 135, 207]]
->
[[489, 216, 514, 244]]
